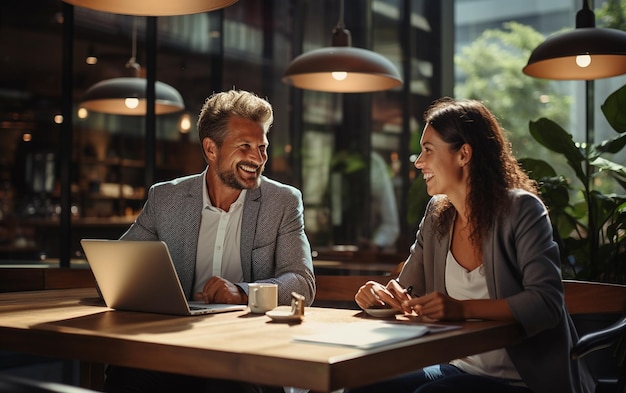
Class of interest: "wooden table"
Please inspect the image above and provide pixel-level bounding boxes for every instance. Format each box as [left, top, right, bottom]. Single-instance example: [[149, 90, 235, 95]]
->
[[0, 288, 523, 392]]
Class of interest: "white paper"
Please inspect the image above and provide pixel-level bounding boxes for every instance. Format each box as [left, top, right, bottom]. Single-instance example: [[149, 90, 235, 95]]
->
[[293, 321, 430, 349]]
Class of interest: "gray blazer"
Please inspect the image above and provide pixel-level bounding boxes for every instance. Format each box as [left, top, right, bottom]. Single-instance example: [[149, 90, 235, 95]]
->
[[398, 189, 594, 393], [120, 172, 316, 306]]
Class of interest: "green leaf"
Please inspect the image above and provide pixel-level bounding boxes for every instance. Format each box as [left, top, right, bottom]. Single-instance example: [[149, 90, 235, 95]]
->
[[539, 176, 571, 208], [596, 132, 626, 154], [591, 157, 626, 183], [529, 118, 584, 160], [518, 158, 557, 179], [553, 213, 577, 241], [601, 84, 626, 133], [528, 118, 586, 183], [589, 191, 621, 231], [570, 199, 589, 221]]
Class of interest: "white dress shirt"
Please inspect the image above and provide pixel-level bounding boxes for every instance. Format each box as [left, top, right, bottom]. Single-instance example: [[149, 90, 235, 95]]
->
[[193, 171, 245, 294]]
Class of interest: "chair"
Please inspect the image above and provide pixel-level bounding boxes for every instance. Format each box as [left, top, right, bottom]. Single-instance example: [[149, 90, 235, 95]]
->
[[564, 281, 626, 393], [571, 316, 626, 360], [0, 373, 98, 393], [313, 262, 403, 309]]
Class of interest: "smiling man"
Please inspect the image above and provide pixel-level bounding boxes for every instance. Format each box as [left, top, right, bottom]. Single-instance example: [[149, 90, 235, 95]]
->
[[106, 90, 315, 393]]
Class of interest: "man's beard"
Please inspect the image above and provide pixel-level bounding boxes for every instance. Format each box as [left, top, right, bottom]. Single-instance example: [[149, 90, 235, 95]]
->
[[217, 161, 263, 190]]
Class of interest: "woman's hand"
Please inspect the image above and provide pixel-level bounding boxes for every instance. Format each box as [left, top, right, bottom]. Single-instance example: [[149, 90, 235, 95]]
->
[[403, 291, 465, 321], [355, 279, 412, 312]]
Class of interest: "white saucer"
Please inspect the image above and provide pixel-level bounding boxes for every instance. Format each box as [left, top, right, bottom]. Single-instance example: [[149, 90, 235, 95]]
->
[[266, 309, 304, 322], [364, 308, 400, 318]]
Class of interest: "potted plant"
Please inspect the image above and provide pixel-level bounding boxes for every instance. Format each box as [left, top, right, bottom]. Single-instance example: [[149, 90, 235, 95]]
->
[[520, 84, 626, 284]]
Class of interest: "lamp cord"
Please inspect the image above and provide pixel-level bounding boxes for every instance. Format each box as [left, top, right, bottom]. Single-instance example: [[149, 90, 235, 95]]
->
[[126, 17, 141, 75], [337, 0, 345, 29], [332, 0, 351, 46]]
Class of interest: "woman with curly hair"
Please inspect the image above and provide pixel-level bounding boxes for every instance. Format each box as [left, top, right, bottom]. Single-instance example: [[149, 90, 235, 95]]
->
[[348, 98, 594, 393]]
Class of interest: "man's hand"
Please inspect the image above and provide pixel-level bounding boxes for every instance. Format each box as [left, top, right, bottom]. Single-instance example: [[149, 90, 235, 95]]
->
[[193, 276, 247, 304]]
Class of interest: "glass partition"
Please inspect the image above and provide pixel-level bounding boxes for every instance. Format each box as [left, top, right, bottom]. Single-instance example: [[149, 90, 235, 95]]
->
[[1, 0, 620, 267]]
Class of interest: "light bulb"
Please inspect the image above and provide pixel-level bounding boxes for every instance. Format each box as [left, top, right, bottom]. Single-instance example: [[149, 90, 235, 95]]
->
[[125, 97, 140, 109], [77, 107, 88, 119], [331, 71, 348, 81], [178, 113, 192, 133], [576, 54, 591, 68]]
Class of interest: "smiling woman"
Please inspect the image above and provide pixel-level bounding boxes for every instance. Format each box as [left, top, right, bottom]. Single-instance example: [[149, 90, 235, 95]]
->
[[348, 97, 595, 393], [413, 124, 469, 204], [415, 98, 538, 251]]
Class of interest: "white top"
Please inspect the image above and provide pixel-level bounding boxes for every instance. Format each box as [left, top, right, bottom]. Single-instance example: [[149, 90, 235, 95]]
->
[[193, 170, 245, 294], [446, 250, 523, 384]]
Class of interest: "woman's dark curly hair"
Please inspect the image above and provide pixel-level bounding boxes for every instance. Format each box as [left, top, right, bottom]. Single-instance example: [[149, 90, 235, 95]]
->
[[424, 97, 537, 246]]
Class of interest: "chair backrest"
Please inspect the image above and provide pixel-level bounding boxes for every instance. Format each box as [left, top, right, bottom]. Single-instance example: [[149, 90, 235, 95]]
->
[[314, 262, 403, 304], [563, 280, 626, 392], [315, 271, 626, 314], [563, 280, 626, 315], [0, 267, 96, 293]]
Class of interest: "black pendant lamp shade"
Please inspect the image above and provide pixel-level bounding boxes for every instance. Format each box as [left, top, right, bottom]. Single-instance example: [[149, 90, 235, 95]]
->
[[283, 45, 403, 93], [79, 17, 184, 116], [80, 77, 185, 115], [282, 1, 402, 93], [61, 0, 238, 16], [523, 0, 626, 80]]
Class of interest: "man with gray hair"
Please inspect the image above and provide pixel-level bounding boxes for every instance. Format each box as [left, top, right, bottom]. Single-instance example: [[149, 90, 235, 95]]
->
[[105, 90, 315, 393]]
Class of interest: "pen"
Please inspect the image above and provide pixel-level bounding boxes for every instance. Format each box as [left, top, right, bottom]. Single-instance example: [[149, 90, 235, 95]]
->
[[395, 279, 414, 298], [405, 285, 414, 298]]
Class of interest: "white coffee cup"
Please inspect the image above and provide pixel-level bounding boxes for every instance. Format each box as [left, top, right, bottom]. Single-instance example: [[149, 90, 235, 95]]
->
[[248, 283, 278, 313]]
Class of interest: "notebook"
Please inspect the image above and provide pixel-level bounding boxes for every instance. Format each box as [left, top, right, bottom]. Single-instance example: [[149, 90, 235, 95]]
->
[[80, 239, 247, 316], [293, 321, 429, 349]]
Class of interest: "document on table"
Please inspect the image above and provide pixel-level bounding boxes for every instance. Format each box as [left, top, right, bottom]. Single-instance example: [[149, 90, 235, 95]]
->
[[293, 321, 431, 349]]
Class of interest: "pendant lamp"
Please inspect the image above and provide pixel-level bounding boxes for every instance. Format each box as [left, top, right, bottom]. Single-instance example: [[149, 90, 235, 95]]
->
[[282, 0, 402, 93], [523, 0, 626, 80], [80, 77, 184, 115], [62, 0, 237, 16], [79, 19, 184, 116]]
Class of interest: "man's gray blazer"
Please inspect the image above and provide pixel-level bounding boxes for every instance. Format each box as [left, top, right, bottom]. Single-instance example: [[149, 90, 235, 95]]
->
[[120, 172, 316, 306]]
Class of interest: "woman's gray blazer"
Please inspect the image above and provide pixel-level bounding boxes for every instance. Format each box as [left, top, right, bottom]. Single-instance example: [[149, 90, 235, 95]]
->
[[398, 189, 595, 393]]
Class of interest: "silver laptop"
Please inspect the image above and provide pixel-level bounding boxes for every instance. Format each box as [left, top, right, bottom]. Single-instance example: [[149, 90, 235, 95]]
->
[[80, 239, 247, 316]]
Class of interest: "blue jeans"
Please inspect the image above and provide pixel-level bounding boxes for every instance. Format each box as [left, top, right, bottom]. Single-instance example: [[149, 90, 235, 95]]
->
[[344, 364, 533, 393]]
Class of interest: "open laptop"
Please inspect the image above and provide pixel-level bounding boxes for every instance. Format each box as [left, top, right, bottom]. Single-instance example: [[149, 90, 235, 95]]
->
[[80, 239, 247, 316]]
